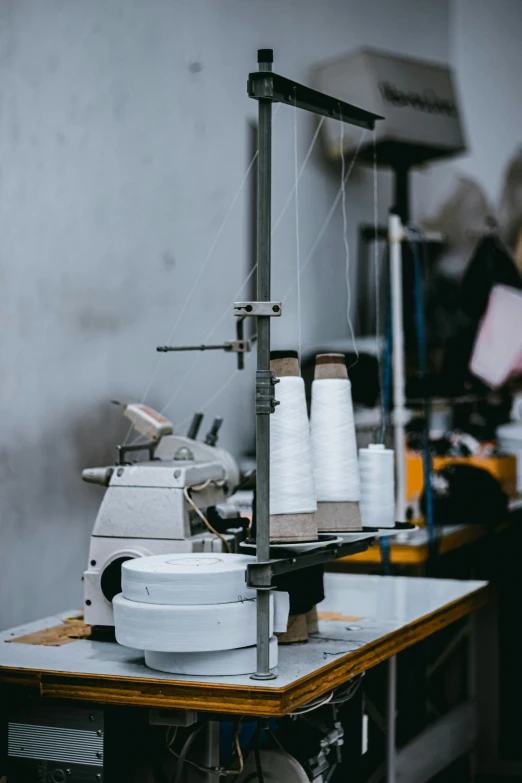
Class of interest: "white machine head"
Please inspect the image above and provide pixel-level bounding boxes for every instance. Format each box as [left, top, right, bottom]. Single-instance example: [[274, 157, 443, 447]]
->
[[82, 405, 242, 627]]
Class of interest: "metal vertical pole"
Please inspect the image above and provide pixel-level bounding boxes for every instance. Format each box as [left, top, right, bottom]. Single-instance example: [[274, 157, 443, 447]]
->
[[386, 655, 397, 783], [253, 48, 275, 680], [389, 213, 407, 523]]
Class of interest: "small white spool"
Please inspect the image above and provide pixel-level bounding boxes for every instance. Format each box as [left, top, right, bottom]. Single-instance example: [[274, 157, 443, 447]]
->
[[310, 378, 360, 502], [113, 593, 274, 652], [121, 553, 255, 605], [359, 444, 395, 528], [145, 637, 278, 676], [270, 375, 317, 515], [274, 590, 290, 634]]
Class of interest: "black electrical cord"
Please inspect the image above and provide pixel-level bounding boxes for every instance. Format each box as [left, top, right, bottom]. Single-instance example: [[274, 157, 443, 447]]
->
[[173, 721, 209, 783]]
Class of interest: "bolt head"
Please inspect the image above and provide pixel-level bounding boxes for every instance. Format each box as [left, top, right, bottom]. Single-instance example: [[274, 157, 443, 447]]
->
[[117, 467, 124, 477]]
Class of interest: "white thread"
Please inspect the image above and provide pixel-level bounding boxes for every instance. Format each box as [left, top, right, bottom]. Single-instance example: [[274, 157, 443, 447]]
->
[[293, 88, 302, 366], [339, 111, 358, 367], [113, 592, 274, 653], [310, 378, 360, 502], [144, 637, 278, 676], [270, 376, 317, 516], [151, 108, 325, 423], [129, 124, 363, 447], [157, 270, 257, 419], [272, 116, 325, 235], [121, 553, 256, 605], [359, 444, 395, 528], [281, 128, 367, 306]]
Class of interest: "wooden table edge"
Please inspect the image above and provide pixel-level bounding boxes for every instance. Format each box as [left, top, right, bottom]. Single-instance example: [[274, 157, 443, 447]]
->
[[0, 584, 489, 717]]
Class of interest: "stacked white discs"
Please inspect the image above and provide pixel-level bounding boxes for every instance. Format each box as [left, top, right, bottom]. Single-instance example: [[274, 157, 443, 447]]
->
[[145, 637, 278, 676], [270, 375, 317, 516], [113, 553, 277, 675], [359, 444, 395, 528], [121, 554, 256, 605], [310, 378, 360, 503]]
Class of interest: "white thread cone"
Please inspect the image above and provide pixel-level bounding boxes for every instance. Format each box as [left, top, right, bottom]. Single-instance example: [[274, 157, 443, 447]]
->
[[359, 444, 395, 528], [270, 376, 317, 515], [311, 378, 360, 502]]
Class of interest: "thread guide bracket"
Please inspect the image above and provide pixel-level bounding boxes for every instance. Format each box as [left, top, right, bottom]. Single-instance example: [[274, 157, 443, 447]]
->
[[255, 370, 280, 415], [247, 71, 382, 129], [234, 301, 282, 316], [246, 536, 377, 589]]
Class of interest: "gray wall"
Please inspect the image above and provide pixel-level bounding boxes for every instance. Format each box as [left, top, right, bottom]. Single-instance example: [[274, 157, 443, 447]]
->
[[414, 0, 522, 227], [0, 0, 450, 629]]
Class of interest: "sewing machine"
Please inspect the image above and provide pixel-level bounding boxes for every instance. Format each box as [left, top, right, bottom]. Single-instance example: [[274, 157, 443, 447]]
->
[[82, 404, 241, 626]]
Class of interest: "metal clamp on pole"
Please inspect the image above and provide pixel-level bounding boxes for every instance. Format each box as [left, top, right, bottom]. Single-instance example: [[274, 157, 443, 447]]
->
[[255, 371, 280, 415], [233, 301, 282, 317]]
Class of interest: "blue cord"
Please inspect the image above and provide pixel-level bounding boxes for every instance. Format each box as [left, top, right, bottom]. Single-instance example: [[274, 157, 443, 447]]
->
[[380, 258, 393, 574], [407, 227, 436, 559], [379, 535, 392, 575]]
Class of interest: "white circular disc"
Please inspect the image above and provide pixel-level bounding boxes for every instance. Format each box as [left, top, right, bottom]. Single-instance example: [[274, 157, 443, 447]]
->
[[113, 593, 273, 652], [238, 749, 309, 783], [145, 637, 278, 675], [121, 553, 256, 605]]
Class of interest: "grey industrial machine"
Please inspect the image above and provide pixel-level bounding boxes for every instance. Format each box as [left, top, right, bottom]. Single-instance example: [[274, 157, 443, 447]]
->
[[82, 403, 241, 626]]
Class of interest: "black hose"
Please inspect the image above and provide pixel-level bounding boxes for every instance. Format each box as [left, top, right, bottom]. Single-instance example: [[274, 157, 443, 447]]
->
[[173, 721, 209, 783]]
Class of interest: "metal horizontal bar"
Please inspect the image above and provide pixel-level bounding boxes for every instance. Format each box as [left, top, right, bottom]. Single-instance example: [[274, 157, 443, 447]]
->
[[246, 536, 375, 588], [157, 344, 228, 352], [248, 71, 382, 130]]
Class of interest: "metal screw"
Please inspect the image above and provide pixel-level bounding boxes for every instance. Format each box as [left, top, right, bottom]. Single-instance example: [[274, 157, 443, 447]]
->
[[90, 560, 96, 567], [96, 751, 102, 759], [96, 729, 103, 736], [89, 715, 94, 721], [245, 305, 253, 312], [272, 305, 280, 313], [85, 600, 92, 606], [66, 769, 71, 776], [117, 467, 124, 477], [174, 469, 181, 478]]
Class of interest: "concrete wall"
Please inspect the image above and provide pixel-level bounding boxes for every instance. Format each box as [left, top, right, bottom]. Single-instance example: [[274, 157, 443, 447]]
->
[[0, 0, 450, 629]]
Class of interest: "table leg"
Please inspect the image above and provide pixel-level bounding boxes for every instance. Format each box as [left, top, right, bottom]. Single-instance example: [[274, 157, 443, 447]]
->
[[386, 656, 397, 783]]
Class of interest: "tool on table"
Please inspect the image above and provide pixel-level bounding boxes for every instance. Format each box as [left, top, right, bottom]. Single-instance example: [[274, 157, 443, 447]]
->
[[82, 403, 241, 627]]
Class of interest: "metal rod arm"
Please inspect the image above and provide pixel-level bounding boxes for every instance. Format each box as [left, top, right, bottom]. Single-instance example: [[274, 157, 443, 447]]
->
[[248, 71, 382, 129], [157, 344, 230, 352]]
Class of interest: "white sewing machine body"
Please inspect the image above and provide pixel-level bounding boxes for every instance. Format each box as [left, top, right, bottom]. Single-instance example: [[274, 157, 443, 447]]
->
[[83, 405, 241, 627]]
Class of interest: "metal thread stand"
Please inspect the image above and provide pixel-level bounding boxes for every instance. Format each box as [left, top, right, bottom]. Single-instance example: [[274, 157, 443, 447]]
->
[[245, 49, 381, 679]]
